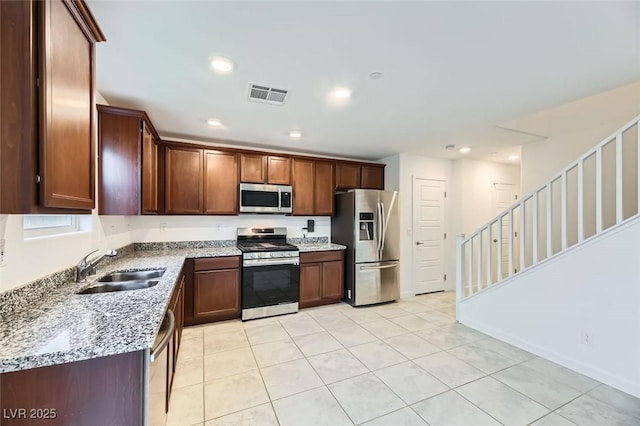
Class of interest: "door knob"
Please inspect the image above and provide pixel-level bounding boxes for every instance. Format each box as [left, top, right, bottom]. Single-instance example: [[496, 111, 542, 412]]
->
[[493, 239, 498, 243], [416, 241, 425, 246]]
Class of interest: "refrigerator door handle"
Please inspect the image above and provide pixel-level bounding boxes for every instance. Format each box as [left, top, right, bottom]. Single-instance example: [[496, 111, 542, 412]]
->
[[359, 263, 399, 270], [376, 202, 383, 260], [380, 201, 386, 255]]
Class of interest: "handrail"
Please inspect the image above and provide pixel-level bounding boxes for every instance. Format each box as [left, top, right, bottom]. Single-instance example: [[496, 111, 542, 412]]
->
[[458, 115, 640, 300]]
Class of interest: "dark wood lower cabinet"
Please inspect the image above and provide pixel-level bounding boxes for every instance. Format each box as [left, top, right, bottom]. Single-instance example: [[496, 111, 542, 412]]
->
[[184, 256, 241, 325], [300, 263, 323, 306], [299, 250, 345, 308], [168, 270, 185, 401], [0, 351, 144, 426]]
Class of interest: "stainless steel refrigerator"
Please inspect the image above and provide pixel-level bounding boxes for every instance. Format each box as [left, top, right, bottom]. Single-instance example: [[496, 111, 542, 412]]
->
[[332, 189, 400, 306]]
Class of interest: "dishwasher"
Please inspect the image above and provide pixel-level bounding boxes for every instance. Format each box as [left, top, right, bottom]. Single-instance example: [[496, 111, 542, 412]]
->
[[147, 309, 175, 426]]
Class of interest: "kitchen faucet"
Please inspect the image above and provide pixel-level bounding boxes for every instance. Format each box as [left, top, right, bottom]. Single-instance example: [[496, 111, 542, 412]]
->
[[76, 249, 118, 282]]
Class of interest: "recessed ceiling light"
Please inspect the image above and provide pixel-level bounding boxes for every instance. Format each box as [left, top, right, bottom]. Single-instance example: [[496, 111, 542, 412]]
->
[[332, 87, 352, 99], [210, 56, 235, 74], [459, 147, 471, 154], [207, 118, 223, 127], [289, 130, 302, 139], [508, 154, 520, 161]]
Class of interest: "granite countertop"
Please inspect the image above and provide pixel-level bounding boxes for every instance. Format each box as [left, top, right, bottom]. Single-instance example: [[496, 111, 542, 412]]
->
[[0, 240, 344, 373], [295, 242, 347, 252], [0, 246, 240, 373]]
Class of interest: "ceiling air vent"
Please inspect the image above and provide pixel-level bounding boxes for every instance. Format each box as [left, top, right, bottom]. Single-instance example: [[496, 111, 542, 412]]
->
[[248, 84, 288, 105]]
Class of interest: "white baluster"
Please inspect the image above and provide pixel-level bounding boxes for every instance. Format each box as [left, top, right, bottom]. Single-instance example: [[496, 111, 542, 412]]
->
[[596, 146, 603, 233], [615, 133, 623, 224], [637, 121, 640, 216], [561, 172, 567, 250], [477, 232, 483, 290], [468, 238, 474, 296], [487, 223, 492, 285], [578, 161, 584, 243], [508, 209, 514, 276], [546, 183, 552, 258], [532, 192, 539, 264], [497, 215, 503, 281], [519, 202, 525, 272]]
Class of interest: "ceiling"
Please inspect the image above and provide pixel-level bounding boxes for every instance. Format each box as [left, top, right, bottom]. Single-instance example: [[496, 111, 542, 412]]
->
[[88, 1, 640, 163]]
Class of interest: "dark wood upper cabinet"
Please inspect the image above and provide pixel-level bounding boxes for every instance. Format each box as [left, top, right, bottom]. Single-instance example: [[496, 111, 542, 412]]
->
[[361, 165, 385, 190], [240, 154, 290, 185], [292, 159, 315, 215], [204, 150, 238, 214], [97, 105, 161, 215], [267, 156, 291, 185], [163, 144, 240, 215], [239, 153, 265, 183], [0, 0, 105, 213], [314, 161, 335, 216], [335, 163, 361, 190], [165, 146, 203, 214], [141, 122, 159, 214]]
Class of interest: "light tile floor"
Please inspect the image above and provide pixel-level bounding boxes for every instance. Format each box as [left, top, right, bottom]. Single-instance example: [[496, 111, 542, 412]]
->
[[166, 291, 640, 426]]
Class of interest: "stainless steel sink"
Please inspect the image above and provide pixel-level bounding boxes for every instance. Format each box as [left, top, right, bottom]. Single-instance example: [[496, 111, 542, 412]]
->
[[77, 280, 160, 294], [98, 269, 165, 282]]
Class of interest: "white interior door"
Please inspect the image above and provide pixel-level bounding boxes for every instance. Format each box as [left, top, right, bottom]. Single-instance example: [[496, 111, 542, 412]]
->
[[493, 183, 518, 280], [413, 178, 446, 294]]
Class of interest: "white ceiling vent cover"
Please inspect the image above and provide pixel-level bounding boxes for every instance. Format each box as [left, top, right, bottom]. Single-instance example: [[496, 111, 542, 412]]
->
[[249, 84, 288, 105]]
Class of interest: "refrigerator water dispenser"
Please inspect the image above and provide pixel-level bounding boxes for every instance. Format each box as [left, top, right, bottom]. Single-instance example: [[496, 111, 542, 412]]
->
[[359, 212, 374, 241]]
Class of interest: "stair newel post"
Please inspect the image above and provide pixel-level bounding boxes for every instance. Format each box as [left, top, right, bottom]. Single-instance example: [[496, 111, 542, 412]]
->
[[455, 233, 465, 319]]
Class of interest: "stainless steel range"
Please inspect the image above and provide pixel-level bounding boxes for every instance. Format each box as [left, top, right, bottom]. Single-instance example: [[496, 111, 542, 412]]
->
[[237, 227, 299, 321]]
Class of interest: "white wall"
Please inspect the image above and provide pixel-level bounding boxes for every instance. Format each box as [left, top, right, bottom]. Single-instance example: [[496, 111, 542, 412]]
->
[[131, 215, 330, 242], [522, 124, 617, 194], [451, 158, 521, 235], [0, 214, 132, 293], [381, 154, 454, 297], [459, 217, 640, 398]]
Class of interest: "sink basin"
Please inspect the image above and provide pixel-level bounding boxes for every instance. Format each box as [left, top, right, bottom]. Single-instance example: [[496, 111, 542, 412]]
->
[[77, 280, 159, 294], [98, 269, 165, 282]]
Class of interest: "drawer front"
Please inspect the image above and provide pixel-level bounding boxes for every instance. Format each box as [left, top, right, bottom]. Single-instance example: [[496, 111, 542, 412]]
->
[[194, 256, 240, 271], [300, 250, 344, 264]]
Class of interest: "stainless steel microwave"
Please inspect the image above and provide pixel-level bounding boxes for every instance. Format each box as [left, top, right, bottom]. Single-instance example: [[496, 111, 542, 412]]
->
[[239, 183, 293, 214]]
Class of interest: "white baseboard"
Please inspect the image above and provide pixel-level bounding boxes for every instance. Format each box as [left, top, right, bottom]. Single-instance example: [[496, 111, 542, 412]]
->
[[459, 314, 640, 398], [401, 290, 415, 299]]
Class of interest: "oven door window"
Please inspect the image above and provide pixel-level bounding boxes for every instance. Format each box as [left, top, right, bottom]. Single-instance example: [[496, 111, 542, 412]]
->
[[241, 190, 279, 208], [243, 264, 300, 309]]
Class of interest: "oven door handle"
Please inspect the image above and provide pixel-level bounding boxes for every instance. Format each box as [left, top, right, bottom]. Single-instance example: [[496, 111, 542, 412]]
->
[[243, 258, 300, 267]]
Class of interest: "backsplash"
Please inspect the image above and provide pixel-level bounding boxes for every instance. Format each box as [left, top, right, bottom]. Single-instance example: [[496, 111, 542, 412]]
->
[[134, 240, 237, 251], [130, 215, 331, 242]]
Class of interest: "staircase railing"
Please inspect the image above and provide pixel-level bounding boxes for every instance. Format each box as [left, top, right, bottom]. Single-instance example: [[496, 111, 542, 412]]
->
[[457, 115, 640, 302]]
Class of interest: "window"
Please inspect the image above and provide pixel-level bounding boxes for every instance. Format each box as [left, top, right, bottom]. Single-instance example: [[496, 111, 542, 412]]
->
[[23, 215, 81, 239]]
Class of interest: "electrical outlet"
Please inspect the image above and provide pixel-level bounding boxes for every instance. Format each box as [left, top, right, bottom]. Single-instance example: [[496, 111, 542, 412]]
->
[[160, 223, 167, 233], [0, 239, 6, 267], [581, 330, 595, 348]]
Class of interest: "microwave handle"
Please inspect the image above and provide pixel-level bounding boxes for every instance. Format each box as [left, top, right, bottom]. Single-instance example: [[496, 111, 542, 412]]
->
[[278, 187, 281, 211]]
